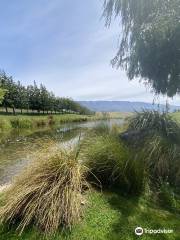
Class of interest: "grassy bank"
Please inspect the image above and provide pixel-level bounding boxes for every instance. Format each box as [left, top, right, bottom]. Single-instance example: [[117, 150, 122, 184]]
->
[[0, 112, 131, 132], [0, 114, 91, 131]]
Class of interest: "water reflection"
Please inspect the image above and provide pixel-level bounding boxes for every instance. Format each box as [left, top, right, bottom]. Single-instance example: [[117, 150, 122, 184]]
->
[[0, 119, 124, 184]]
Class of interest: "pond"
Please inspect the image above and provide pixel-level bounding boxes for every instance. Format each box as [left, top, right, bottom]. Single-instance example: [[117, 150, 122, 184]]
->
[[0, 119, 124, 185]]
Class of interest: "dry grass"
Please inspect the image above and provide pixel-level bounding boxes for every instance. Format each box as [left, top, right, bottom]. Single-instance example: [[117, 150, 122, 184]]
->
[[0, 142, 89, 235]]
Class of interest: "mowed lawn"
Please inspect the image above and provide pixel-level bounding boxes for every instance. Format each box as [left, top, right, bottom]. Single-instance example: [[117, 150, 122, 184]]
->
[[0, 190, 179, 240]]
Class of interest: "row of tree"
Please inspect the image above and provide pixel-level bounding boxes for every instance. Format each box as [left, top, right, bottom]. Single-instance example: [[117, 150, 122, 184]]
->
[[0, 88, 6, 104], [0, 71, 92, 115]]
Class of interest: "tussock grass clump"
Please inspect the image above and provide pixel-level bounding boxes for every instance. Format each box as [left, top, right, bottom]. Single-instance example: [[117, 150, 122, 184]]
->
[[126, 110, 180, 191], [0, 142, 88, 235], [128, 110, 180, 142], [82, 135, 129, 185], [81, 124, 145, 194], [141, 136, 180, 186]]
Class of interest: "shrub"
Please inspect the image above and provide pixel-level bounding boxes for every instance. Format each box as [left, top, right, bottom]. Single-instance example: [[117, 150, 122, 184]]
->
[[0, 143, 88, 235]]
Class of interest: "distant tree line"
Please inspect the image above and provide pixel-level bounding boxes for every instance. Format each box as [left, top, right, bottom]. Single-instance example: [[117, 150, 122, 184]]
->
[[0, 71, 92, 115]]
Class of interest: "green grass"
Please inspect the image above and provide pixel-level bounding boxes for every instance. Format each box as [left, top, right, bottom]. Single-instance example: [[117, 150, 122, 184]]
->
[[126, 111, 180, 192], [171, 112, 180, 123], [0, 190, 179, 240], [79, 122, 146, 195], [0, 112, 179, 239], [0, 112, 130, 131], [0, 114, 91, 131]]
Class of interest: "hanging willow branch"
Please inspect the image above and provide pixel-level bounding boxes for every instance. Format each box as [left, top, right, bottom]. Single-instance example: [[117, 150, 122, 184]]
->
[[103, 0, 180, 97]]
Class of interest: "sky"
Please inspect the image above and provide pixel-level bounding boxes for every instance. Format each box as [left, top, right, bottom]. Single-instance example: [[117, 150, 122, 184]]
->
[[0, 0, 180, 105]]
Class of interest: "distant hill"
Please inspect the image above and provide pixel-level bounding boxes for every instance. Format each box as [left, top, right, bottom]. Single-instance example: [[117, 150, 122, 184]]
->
[[78, 101, 180, 113]]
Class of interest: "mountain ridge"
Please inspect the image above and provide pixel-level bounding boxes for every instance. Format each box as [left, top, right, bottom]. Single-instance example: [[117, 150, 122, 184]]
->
[[78, 101, 180, 112]]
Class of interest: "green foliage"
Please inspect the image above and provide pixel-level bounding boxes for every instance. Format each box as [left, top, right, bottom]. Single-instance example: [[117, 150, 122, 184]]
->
[[0, 114, 90, 130], [103, 0, 180, 96], [0, 119, 12, 132], [0, 88, 6, 104], [81, 124, 145, 194], [0, 119, 179, 238], [128, 110, 180, 142], [0, 71, 92, 115], [10, 118, 33, 129], [158, 181, 177, 210], [127, 110, 180, 190]]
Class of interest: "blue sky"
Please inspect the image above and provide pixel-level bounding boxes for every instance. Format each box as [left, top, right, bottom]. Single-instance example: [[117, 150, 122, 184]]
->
[[0, 0, 180, 105]]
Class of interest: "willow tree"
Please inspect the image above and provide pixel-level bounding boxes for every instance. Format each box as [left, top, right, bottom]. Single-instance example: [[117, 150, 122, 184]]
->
[[103, 0, 180, 97]]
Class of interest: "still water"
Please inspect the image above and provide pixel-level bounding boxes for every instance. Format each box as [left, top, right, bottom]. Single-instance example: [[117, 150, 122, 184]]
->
[[0, 119, 124, 185]]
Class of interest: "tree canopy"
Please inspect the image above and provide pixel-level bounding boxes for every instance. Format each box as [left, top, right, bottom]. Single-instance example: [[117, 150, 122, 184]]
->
[[0, 71, 92, 115], [0, 88, 6, 104], [103, 0, 180, 97]]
